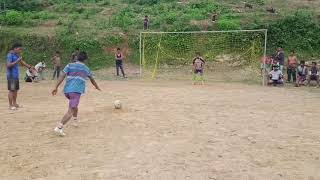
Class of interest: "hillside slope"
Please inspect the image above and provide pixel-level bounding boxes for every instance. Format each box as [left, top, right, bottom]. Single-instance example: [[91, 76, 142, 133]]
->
[[0, 0, 320, 68]]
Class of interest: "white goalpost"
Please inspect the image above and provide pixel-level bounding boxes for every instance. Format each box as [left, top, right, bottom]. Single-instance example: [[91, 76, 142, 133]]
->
[[140, 29, 268, 85]]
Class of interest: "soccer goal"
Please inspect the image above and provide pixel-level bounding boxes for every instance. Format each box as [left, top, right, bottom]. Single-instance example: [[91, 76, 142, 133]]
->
[[139, 29, 268, 85]]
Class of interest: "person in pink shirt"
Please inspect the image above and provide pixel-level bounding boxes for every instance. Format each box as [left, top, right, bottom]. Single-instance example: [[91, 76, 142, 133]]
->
[[287, 50, 298, 83]]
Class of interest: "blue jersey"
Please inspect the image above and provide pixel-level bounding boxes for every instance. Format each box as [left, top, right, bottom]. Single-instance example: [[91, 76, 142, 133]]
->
[[63, 62, 92, 94], [6, 53, 20, 79]]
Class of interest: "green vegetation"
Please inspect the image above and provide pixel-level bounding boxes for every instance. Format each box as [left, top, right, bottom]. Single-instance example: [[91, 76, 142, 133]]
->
[[0, 0, 320, 69]]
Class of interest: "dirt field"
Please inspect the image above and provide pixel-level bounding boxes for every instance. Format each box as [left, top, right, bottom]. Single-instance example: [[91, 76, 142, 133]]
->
[[1, 79, 320, 180]]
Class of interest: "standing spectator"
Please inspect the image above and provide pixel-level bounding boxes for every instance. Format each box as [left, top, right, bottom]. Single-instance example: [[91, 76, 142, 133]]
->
[[307, 62, 319, 87], [71, 48, 80, 62], [115, 48, 126, 78], [6, 43, 33, 110], [52, 51, 62, 80], [211, 11, 218, 22], [287, 50, 298, 83], [143, 15, 149, 30], [276, 47, 285, 73], [270, 55, 278, 67]]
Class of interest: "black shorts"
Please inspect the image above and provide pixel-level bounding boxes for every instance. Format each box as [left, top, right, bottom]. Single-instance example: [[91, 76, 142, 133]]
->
[[25, 76, 35, 83], [7, 78, 20, 91], [116, 60, 123, 66], [310, 75, 319, 81], [194, 69, 203, 75]]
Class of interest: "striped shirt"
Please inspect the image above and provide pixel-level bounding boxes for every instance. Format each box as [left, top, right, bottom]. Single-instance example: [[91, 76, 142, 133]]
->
[[63, 62, 92, 94]]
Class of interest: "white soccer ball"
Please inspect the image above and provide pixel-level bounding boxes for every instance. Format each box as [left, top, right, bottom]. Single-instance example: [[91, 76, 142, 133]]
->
[[114, 100, 122, 109]]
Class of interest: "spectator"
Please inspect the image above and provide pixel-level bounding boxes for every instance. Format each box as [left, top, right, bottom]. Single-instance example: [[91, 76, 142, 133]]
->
[[296, 60, 308, 87], [25, 67, 38, 83], [52, 51, 62, 80], [35, 62, 46, 80], [143, 15, 149, 30], [287, 50, 298, 83], [115, 48, 126, 78], [268, 65, 284, 86], [276, 48, 285, 73], [307, 62, 319, 87], [211, 11, 218, 22], [6, 43, 33, 110]]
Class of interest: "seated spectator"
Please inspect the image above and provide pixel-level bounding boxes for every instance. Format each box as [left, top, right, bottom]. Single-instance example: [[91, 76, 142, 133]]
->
[[296, 60, 308, 87], [307, 62, 319, 87], [268, 65, 284, 86], [25, 67, 39, 83], [35, 62, 46, 80]]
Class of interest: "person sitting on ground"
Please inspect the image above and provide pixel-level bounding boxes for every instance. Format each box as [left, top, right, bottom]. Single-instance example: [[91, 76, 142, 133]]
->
[[192, 52, 205, 85], [35, 61, 46, 80], [307, 62, 319, 87], [25, 67, 38, 83], [268, 65, 284, 86], [296, 60, 308, 87]]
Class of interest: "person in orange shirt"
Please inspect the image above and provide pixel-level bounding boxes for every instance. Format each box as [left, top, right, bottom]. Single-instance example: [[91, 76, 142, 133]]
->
[[287, 50, 298, 83]]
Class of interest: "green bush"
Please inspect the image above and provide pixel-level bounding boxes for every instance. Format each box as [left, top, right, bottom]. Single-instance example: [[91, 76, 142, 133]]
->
[[103, 35, 124, 46], [111, 7, 137, 31], [217, 19, 241, 30], [267, 11, 320, 57], [26, 11, 57, 20], [4, 10, 24, 25], [1, 0, 43, 11]]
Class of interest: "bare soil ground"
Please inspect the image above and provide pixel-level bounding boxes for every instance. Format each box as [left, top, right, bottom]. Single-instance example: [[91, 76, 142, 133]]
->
[[0, 77, 320, 180]]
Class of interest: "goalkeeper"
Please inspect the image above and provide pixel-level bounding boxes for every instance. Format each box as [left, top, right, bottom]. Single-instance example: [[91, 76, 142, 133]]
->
[[192, 52, 205, 85]]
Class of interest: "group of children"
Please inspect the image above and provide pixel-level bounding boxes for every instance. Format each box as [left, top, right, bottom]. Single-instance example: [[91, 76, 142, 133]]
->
[[264, 49, 319, 87]]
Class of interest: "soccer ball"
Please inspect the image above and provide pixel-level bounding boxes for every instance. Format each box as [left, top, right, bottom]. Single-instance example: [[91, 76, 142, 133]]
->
[[114, 100, 122, 109]]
